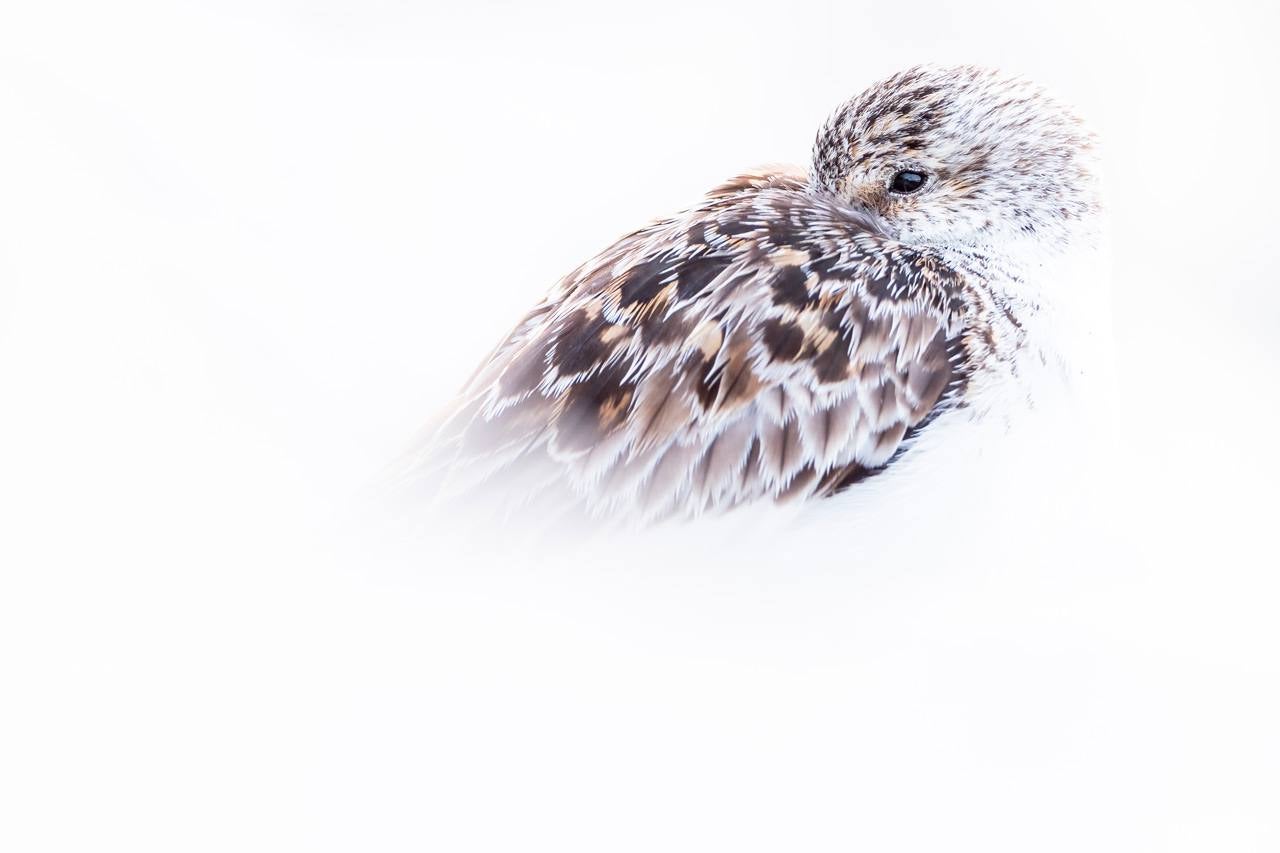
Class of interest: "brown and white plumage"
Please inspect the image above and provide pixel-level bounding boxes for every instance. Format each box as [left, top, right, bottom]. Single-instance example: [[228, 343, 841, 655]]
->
[[409, 66, 1102, 521]]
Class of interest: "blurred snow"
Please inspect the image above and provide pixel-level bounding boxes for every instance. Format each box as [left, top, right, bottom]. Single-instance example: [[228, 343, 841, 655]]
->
[[1, 1, 1277, 850]]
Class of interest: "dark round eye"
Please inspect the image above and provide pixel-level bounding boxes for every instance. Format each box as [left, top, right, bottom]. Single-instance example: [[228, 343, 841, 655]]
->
[[889, 170, 928, 194]]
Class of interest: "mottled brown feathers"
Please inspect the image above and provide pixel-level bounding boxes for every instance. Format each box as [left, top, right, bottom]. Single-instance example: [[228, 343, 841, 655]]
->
[[426, 167, 975, 519]]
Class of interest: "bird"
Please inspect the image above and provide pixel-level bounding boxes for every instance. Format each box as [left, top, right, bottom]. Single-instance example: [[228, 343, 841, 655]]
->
[[407, 65, 1104, 524]]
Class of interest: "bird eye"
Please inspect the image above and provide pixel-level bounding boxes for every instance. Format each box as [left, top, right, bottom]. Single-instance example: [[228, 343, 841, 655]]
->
[[889, 170, 928, 194]]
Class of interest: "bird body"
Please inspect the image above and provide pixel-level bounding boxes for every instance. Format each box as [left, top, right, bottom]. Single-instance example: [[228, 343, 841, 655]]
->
[[412, 66, 1104, 523]]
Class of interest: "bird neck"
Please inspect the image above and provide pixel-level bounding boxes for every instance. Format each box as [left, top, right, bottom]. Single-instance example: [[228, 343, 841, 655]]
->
[[933, 235, 1112, 420]]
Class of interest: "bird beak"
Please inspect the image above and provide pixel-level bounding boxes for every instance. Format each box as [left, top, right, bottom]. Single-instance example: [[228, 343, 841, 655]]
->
[[836, 192, 895, 239]]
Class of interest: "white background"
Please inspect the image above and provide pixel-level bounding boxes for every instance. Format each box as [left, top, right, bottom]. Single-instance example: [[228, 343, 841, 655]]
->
[[2, 1, 1278, 851]]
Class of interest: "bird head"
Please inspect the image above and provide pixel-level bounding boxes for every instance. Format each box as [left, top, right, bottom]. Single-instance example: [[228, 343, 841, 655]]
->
[[811, 65, 1101, 256]]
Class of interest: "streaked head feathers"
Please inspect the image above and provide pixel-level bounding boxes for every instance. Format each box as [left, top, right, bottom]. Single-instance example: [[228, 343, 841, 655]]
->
[[812, 65, 1099, 251]]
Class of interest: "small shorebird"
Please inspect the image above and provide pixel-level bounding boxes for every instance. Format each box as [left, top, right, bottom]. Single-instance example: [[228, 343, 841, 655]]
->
[[411, 66, 1104, 522]]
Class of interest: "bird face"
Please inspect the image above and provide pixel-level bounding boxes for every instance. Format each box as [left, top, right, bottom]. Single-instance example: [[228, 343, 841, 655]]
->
[[811, 66, 1101, 254]]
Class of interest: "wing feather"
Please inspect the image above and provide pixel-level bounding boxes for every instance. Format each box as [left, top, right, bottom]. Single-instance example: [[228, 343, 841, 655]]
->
[[418, 169, 974, 518]]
